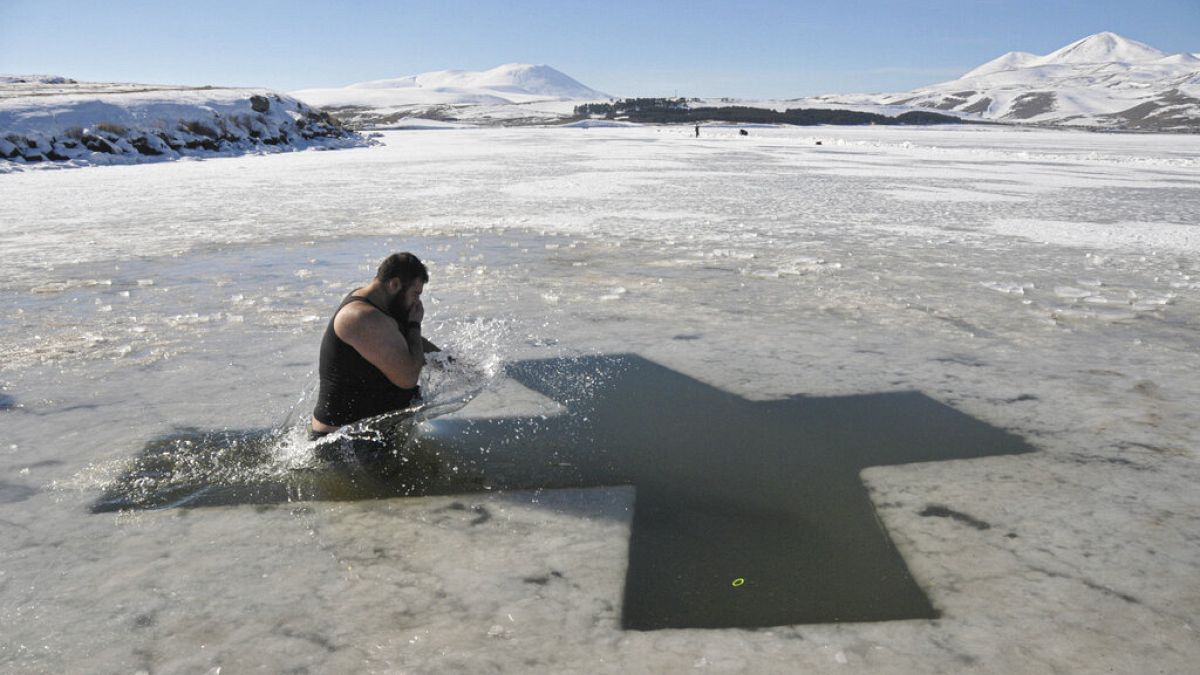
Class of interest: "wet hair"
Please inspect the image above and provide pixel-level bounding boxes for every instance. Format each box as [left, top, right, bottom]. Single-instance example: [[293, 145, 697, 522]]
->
[[376, 252, 429, 286]]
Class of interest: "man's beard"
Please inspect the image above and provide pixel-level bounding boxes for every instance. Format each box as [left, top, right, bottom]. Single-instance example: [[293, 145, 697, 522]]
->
[[387, 286, 410, 323]]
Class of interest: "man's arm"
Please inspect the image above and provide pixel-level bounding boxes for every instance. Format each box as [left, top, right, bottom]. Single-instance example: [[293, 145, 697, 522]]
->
[[335, 304, 424, 389]]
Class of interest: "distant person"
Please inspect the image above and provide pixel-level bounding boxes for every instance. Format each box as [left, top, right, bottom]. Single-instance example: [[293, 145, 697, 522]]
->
[[310, 252, 440, 439], [694, 124, 700, 137], [739, 129, 749, 136]]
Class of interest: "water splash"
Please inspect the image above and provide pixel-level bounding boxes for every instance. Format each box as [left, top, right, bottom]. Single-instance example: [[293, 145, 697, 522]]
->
[[69, 321, 515, 512]]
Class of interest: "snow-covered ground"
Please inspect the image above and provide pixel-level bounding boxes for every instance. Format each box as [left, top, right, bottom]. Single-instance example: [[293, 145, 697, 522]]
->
[[1, 125, 1198, 673]]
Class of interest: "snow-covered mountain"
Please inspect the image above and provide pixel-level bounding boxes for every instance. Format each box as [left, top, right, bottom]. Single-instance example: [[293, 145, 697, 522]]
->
[[1, 77, 365, 169], [807, 32, 1200, 131], [292, 64, 611, 127]]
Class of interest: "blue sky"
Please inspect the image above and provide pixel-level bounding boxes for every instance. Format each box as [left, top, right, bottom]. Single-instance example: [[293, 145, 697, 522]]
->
[[1, 0, 1197, 98]]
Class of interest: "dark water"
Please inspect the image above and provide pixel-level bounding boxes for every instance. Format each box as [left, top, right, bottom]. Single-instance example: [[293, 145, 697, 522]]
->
[[94, 353, 1034, 630]]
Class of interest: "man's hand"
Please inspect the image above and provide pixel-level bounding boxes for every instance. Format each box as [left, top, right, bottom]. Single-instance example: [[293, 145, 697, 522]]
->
[[409, 299, 425, 324]]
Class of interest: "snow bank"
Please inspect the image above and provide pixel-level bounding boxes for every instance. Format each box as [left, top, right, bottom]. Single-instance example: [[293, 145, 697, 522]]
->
[[369, 117, 471, 130], [560, 119, 641, 128], [1, 80, 368, 170]]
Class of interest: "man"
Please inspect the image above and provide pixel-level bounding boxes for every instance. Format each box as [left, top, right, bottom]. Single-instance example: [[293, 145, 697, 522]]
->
[[310, 252, 438, 439]]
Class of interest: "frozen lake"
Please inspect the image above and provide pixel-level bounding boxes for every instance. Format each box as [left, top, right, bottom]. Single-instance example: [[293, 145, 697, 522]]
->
[[2, 124, 1198, 673]]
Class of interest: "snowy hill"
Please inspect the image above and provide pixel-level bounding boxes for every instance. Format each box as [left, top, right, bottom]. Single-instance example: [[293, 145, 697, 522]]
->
[[0, 74, 77, 85], [292, 64, 611, 127], [1, 77, 366, 170], [805, 32, 1200, 131]]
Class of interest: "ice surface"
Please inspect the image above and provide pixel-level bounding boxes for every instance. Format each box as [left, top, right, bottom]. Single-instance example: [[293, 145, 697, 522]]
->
[[1, 124, 1198, 673]]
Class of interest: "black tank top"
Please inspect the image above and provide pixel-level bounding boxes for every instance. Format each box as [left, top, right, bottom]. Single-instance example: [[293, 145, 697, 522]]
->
[[313, 293, 419, 426]]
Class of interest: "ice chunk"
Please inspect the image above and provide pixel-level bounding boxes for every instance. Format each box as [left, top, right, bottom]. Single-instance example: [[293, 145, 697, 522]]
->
[[30, 282, 70, 294], [981, 281, 1027, 295], [1054, 286, 1093, 299]]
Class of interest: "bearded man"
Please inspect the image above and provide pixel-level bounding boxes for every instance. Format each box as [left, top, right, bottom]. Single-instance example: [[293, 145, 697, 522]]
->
[[310, 252, 438, 438]]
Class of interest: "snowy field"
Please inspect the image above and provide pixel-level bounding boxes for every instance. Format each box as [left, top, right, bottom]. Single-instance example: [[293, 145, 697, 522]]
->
[[2, 124, 1199, 673]]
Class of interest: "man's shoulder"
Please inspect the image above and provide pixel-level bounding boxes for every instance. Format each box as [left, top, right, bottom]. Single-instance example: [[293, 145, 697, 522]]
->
[[339, 297, 377, 317], [335, 298, 394, 337]]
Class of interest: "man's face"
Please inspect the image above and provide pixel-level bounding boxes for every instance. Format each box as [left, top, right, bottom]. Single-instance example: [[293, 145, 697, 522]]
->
[[387, 278, 424, 320]]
